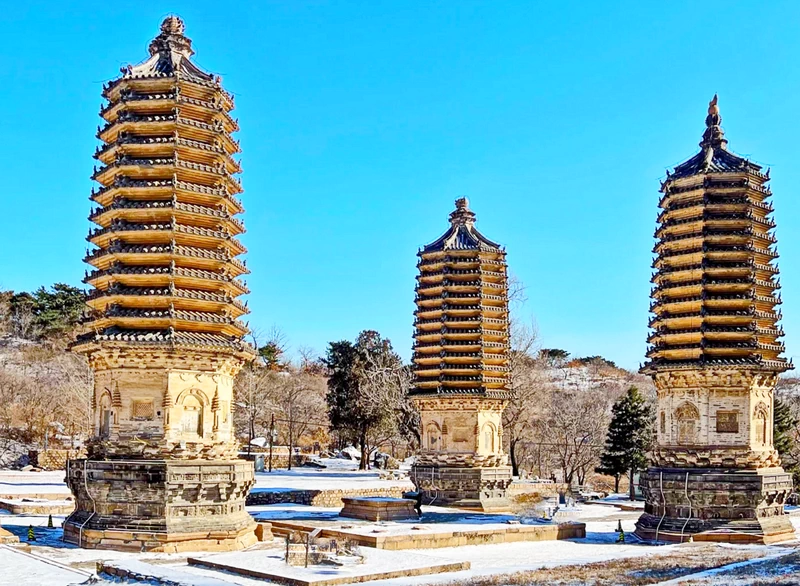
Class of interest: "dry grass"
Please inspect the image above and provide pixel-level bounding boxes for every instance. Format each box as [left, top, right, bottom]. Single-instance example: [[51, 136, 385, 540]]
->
[[437, 544, 767, 586], [680, 550, 800, 585]]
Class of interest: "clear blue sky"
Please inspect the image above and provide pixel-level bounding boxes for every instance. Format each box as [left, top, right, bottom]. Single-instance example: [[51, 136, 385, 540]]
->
[[3, 1, 800, 370]]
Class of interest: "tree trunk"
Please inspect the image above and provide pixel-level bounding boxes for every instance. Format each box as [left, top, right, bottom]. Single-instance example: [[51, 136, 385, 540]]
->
[[288, 424, 294, 471], [629, 468, 636, 501], [509, 438, 519, 476], [247, 416, 254, 457], [614, 474, 620, 494], [359, 428, 367, 471]]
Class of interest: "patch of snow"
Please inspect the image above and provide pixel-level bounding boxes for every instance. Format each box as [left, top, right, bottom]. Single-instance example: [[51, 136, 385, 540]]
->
[[188, 545, 465, 584], [0, 470, 71, 497], [0, 545, 91, 586], [103, 559, 236, 585]]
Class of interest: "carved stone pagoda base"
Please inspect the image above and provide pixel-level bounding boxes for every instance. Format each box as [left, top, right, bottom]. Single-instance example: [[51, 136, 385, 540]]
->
[[64, 459, 256, 552], [634, 466, 794, 544], [411, 464, 513, 511]]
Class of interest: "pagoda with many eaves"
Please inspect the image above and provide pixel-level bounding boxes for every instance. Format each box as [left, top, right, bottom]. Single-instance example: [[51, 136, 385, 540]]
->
[[64, 17, 257, 552], [410, 198, 513, 511], [635, 96, 794, 543]]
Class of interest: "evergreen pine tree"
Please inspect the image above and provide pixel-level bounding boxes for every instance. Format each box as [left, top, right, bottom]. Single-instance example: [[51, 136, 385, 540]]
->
[[596, 386, 653, 499], [47, 514, 53, 528], [27, 525, 35, 541], [774, 397, 799, 483]]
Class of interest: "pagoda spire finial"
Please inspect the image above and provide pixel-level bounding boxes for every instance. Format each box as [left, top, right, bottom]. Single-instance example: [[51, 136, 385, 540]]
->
[[700, 94, 727, 150], [449, 197, 476, 227], [149, 15, 194, 59]]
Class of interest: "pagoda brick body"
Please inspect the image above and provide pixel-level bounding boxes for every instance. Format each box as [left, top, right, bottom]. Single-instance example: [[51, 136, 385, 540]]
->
[[64, 18, 257, 552], [635, 97, 794, 544], [410, 199, 513, 511]]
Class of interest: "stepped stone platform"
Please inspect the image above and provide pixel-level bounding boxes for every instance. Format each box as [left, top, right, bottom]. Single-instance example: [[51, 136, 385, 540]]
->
[[188, 546, 470, 586], [268, 518, 585, 550], [340, 497, 418, 521], [0, 498, 75, 515]]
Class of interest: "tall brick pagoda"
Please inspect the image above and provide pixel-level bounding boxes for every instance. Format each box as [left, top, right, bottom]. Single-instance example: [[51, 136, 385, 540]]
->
[[410, 198, 513, 510], [65, 17, 257, 552], [635, 96, 794, 543]]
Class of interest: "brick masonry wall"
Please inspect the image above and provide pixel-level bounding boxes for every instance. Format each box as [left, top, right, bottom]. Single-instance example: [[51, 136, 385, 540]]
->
[[32, 449, 86, 470]]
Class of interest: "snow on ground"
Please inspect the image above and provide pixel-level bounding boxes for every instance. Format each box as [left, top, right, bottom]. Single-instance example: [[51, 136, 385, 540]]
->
[[187, 546, 466, 584], [597, 493, 646, 508], [0, 545, 91, 586], [249, 503, 341, 521], [250, 458, 413, 492], [0, 470, 71, 497]]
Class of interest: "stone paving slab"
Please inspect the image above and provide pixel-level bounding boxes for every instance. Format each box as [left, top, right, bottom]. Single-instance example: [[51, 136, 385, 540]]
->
[[188, 545, 469, 586], [268, 518, 586, 549]]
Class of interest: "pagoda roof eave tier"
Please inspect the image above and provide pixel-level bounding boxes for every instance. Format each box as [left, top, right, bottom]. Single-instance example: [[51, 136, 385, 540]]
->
[[86, 287, 248, 317], [97, 117, 239, 154], [92, 159, 241, 190], [88, 223, 247, 255], [103, 76, 235, 112], [90, 200, 245, 235], [659, 179, 771, 211], [92, 180, 243, 214], [72, 328, 254, 358], [86, 310, 248, 337], [84, 266, 249, 295], [641, 356, 792, 375], [100, 93, 239, 132], [84, 246, 249, 277], [96, 138, 241, 170], [658, 198, 773, 224], [666, 146, 766, 182], [408, 387, 513, 400]]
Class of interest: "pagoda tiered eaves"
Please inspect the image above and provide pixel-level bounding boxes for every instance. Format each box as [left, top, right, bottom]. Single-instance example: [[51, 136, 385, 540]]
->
[[643, 96, 790, 373], [74, 17, 251, 356], [410, 198, 511, 399]]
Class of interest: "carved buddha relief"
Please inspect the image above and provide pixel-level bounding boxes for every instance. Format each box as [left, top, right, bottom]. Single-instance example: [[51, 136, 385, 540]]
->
[[675, 402, 700, 445]]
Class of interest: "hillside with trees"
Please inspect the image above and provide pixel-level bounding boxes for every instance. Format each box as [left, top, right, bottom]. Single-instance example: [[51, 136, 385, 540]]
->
[[0, 284, 91, 466]]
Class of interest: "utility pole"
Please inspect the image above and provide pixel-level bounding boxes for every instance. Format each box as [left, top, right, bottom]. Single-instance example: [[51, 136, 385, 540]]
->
[[268, 413, 275, 473]]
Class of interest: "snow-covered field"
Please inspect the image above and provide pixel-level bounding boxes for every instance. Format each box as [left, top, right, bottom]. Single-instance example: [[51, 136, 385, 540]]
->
[[0, 469, 71, 497], [0, 464, 797, 586], [250, 458, 413, 492]]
